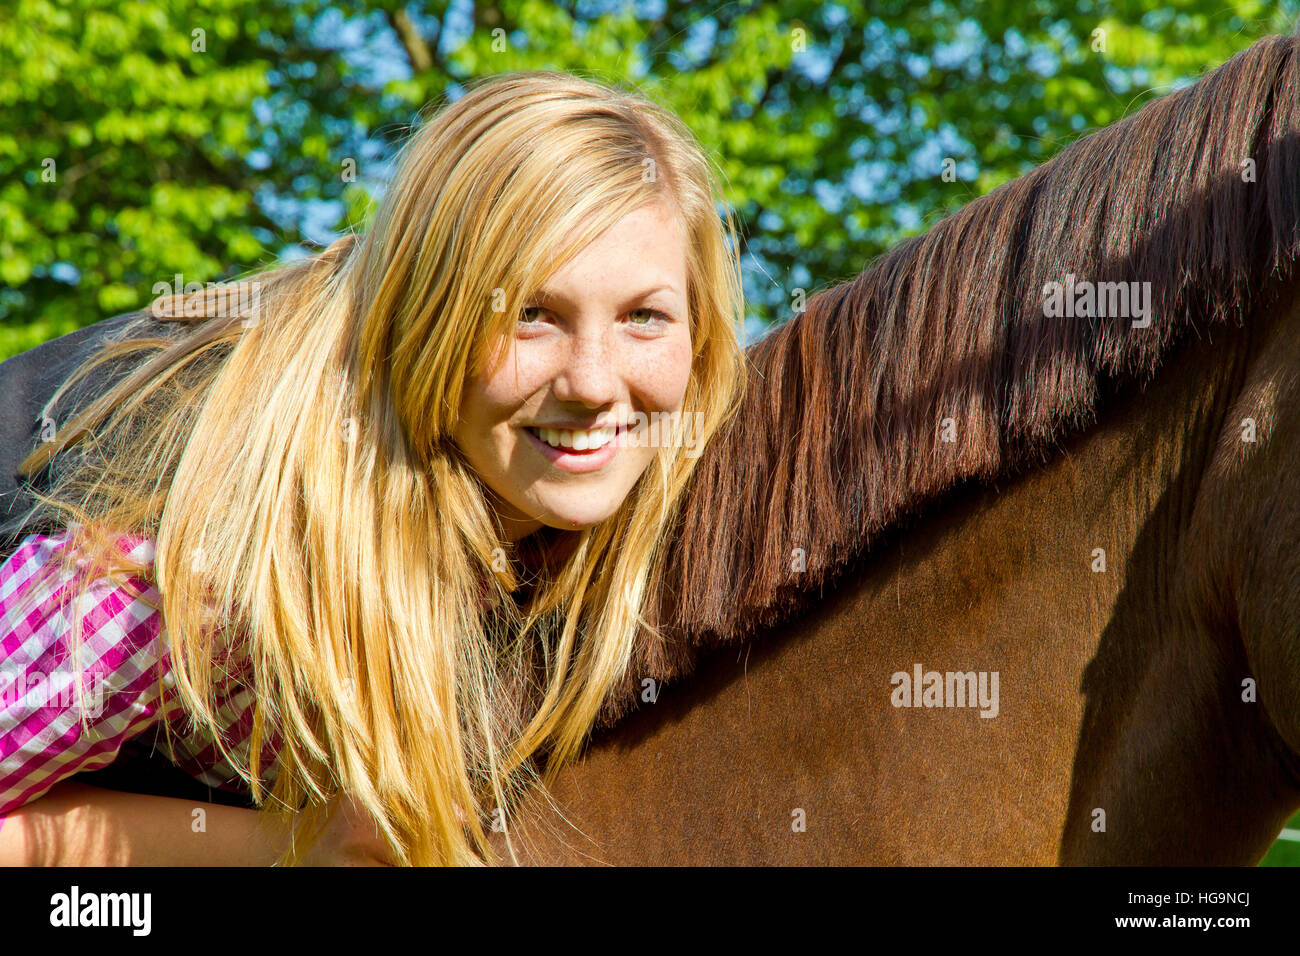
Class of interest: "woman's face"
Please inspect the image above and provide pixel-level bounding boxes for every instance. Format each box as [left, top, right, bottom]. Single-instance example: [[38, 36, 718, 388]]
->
[[454, 201, 694, 540]]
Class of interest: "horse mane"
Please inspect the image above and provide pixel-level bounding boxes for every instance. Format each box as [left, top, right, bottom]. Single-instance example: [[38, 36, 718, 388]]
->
[[594, 32, 1300, 729]]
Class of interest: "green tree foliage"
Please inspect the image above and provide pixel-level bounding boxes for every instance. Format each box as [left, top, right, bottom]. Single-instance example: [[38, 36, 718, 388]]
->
[[2, 0, 1297, 358], [0, 0, 366, 353]]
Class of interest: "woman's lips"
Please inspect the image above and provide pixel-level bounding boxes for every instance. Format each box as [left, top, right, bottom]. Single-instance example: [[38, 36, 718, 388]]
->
[[521, 425, 625, 474]]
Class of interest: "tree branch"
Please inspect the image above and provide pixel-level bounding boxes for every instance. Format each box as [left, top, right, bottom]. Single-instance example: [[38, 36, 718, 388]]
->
[[386, 8, 434, 73]]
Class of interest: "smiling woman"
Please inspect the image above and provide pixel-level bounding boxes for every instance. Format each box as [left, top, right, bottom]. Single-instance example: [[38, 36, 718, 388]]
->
[[0, 72, 746, 865]]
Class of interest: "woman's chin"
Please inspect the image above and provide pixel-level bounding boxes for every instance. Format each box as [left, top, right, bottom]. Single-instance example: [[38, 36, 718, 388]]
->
[[536, 503, 620, 532]]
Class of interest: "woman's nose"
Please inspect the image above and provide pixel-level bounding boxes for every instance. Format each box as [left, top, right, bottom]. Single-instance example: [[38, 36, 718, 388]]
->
[[551, 331, 620, 408]]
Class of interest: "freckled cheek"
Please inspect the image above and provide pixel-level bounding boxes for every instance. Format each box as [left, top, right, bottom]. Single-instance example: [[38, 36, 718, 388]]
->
[[632, 338, 695, 410], [472, 355, 550, 424]]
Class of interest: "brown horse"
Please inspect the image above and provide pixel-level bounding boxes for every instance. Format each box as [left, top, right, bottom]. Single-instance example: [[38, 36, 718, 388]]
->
[[486, 33, 1300, 865]]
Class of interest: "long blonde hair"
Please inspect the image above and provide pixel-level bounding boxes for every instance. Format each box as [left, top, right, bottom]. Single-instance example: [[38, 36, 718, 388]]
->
[[12, 71, 745, 865]]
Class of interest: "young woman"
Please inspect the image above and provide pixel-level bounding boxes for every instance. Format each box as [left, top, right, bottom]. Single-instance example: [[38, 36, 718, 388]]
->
[[0, 71, 746, 865]]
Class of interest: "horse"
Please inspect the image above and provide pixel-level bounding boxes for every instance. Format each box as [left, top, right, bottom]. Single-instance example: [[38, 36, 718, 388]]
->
[[5, 33, 1300, 864]]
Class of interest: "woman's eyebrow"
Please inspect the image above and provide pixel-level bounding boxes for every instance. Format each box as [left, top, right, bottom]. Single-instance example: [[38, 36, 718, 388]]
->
[[532, 284, 684, 307]]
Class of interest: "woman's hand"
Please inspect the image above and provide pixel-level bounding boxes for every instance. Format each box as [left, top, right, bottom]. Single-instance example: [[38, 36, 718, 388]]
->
[[292, 792, 397, 866]]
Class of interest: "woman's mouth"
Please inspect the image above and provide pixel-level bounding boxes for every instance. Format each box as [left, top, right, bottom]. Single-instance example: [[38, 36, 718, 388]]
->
[[522, 424, 627, 473]]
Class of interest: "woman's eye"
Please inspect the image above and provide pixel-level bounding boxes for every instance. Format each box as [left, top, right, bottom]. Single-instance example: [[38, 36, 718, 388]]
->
[[517, 305, 670, 327]]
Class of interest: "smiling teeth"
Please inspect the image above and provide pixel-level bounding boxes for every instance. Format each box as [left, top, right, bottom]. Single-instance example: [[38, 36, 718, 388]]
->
[[530, 426, 616, 450]]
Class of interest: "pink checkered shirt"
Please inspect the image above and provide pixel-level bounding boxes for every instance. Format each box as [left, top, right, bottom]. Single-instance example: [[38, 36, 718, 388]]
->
[[0, 530, 276, 815]]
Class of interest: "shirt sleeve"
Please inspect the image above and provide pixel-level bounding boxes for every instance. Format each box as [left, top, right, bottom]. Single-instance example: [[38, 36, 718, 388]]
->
[[0, 530, 169, 815]]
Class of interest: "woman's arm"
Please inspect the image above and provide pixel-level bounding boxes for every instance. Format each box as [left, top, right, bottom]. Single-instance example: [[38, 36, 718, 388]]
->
[[0, 780, 285, 866], [0, 781, 397, 866]]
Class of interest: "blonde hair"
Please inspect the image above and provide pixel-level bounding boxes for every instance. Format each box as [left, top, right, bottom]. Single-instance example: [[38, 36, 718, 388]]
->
[[12, 71, 745, 864]]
